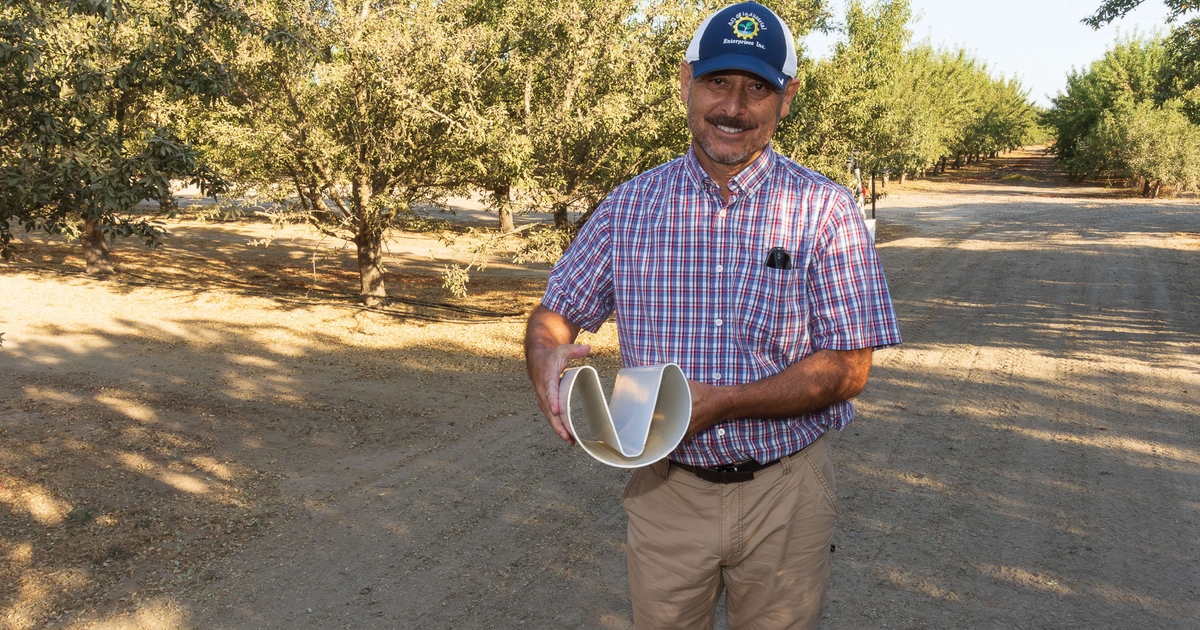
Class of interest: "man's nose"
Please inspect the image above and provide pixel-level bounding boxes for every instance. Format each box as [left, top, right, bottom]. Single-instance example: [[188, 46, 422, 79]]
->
[[715, 86, 750, 117]]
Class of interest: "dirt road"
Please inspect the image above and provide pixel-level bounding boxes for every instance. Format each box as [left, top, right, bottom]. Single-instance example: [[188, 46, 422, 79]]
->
[[1, 150, 1198, 629]]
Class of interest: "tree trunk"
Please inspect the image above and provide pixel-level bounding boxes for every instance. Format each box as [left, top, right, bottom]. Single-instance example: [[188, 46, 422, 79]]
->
[[354, 228, 387, 307], [939, 157, 947, 174], [352, 176, 387, 307], [82, 218, 114, 275], [1149, 179, 1161, 199], [553, 200, 569, 230], [494, 185, 515, 234], [882, 170, 890, 188], [499, 207, 515, 233], [900, 172, 908, 184], [159, 194, 177, 214], [954, 155, 963, 169]]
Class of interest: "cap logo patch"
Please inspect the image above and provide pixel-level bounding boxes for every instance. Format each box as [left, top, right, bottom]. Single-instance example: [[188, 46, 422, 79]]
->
[[731, 14, 761, 40]]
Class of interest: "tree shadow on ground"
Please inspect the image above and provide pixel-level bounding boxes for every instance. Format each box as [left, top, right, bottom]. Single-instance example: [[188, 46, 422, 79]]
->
[[1, 219, 545, 321], [823, 197, 1200, 629], [1, 192, 1197, 629], [0, 303, 628, 629]]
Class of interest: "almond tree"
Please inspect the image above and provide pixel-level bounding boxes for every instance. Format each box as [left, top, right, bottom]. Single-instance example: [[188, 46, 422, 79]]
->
[[781, 0, 1038, 185], [1045, 34, 1200, 195], [201, 0, 486, 306], [1087, 0, 1199, 122], [465, 0, 690, 233], [0, 0, 233, 272], [430, 0, 823, 295], [1084, 0, 1198, 28]]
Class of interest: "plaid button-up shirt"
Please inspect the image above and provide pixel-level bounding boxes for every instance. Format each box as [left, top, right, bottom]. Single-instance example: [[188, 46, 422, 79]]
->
[[543, 145, 902, 466]]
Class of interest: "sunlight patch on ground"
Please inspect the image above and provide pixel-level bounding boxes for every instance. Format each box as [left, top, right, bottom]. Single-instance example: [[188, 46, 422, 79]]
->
[[188, 456, 234, 481], [67, 597, 193, 630], [4, 568, 90, 630], [1171, 232, 1200, 248], [221, 368, 299, 402], [1090, 582, 1200, 621], [95, 395, 157, 423], [21, 387, 83, 406], [8, 542, 33, 564], [884, 344, 1196, 416], [597, 612, 634, 630], [8, 335, 115, 364], [991, 424, 1200, 471], [973, 563, 1074, 595], [117, 453, 211, 496], [226, 354, 281, 368], [881, 568, 961, 601], [158, 473, 209, 495], [895, 473, 950, 493], [167, 323, 229, 349], [885, 232, 1190, 252], [0, 482, 71, 525]]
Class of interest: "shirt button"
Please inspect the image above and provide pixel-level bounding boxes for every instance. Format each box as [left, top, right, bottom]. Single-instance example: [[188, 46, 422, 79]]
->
[[712, 372, 721, 381], [717, 428, 726, 437], [714, 318, 723, 327], [715, 264, 724, 273], [718, 210, 727, 218]]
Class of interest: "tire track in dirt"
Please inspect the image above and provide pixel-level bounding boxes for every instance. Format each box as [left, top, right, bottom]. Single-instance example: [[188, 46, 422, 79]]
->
[[829, 183, 1200, 629]]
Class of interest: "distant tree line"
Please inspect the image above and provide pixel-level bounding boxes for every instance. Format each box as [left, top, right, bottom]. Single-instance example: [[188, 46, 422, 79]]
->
[[3, 0, 1040, 302], [1045, 0, 1200, 197], [782, 0, 1040, 186]]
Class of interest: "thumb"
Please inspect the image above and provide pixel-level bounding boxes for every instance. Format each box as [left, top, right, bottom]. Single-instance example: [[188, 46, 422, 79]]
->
[[549, 344, 592, 417], [563, 343, 592, 360]]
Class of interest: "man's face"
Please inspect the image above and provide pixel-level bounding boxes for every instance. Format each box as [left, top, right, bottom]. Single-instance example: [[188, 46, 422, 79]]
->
[[680, 62, 799, 171]]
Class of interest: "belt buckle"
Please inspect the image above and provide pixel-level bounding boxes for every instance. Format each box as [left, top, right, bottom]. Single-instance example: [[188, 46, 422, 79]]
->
[[702, 460, 756, 484], [713, 459, 756, 474]]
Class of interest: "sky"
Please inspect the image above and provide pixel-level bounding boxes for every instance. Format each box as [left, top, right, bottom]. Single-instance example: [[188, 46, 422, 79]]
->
[[801, 0, 1177, 107]]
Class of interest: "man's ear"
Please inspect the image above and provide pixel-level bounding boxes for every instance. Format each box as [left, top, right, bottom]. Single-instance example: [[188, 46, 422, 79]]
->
[[680, 61, 692, 106], [778, 77, 800, 118]]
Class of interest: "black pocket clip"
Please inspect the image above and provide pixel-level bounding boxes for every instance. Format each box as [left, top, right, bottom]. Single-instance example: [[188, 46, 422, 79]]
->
[[765, 247, 793, 270]]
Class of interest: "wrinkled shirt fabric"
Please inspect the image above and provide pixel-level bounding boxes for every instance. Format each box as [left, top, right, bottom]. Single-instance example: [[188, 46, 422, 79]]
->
[[543, 145, 902, 467]]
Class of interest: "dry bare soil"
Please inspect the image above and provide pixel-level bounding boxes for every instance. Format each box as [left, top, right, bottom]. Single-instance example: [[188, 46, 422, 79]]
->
[[2, 149, 1198, 629]]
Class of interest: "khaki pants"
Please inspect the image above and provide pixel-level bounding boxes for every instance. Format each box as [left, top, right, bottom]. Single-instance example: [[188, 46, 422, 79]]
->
[[622, 434, 839, 630]]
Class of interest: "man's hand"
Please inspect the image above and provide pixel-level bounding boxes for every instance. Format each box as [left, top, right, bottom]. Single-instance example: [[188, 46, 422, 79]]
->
[[685, 380, 731, 440], [524, 305, 586, 444], [529, 342, 592, 444], [682, 348, 874, 440]]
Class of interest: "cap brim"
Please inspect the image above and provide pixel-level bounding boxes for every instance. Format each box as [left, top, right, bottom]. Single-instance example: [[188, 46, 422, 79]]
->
[[690, 54, 791, 90]]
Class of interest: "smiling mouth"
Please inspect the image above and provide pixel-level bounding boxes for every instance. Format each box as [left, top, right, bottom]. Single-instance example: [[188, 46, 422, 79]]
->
[[715, 124, 746, 134]]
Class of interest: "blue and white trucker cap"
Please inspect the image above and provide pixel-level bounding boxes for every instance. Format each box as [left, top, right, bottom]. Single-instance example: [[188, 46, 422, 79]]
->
[[685, 2, 798, 90]]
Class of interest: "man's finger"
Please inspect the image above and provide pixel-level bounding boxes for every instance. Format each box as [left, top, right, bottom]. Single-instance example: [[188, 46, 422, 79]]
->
[[550, 414, 574, 444], [548, 343, 590, 415]]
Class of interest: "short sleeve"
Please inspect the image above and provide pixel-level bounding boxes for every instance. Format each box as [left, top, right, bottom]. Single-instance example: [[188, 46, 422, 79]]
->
[[541, 203, 615, 333], [807, 194, 902, 351]]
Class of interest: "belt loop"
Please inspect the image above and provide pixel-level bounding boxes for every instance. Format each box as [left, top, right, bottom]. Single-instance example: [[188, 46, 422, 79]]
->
[[781, 451, 794, 474]]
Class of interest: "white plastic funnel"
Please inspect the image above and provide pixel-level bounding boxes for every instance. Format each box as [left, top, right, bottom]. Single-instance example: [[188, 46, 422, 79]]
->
[[558, 363, 692, 468]]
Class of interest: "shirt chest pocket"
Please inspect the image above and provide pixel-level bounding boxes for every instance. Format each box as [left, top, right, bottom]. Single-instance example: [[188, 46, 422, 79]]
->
[[733, 263, 808, 362]]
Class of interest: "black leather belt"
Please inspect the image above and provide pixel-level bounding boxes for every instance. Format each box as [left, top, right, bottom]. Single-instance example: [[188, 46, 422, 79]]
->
[[670, 457, 782, 484]]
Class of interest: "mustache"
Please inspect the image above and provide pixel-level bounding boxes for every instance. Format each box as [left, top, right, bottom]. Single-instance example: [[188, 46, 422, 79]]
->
[[706, 115, 757, 130]]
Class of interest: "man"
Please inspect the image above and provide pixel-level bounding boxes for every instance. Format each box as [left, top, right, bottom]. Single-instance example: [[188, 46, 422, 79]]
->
[[524, 3, 902, 628]]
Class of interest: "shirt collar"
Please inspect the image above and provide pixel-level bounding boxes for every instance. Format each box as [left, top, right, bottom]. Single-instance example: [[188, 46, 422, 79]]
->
[[683, 143, 778, 198]]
